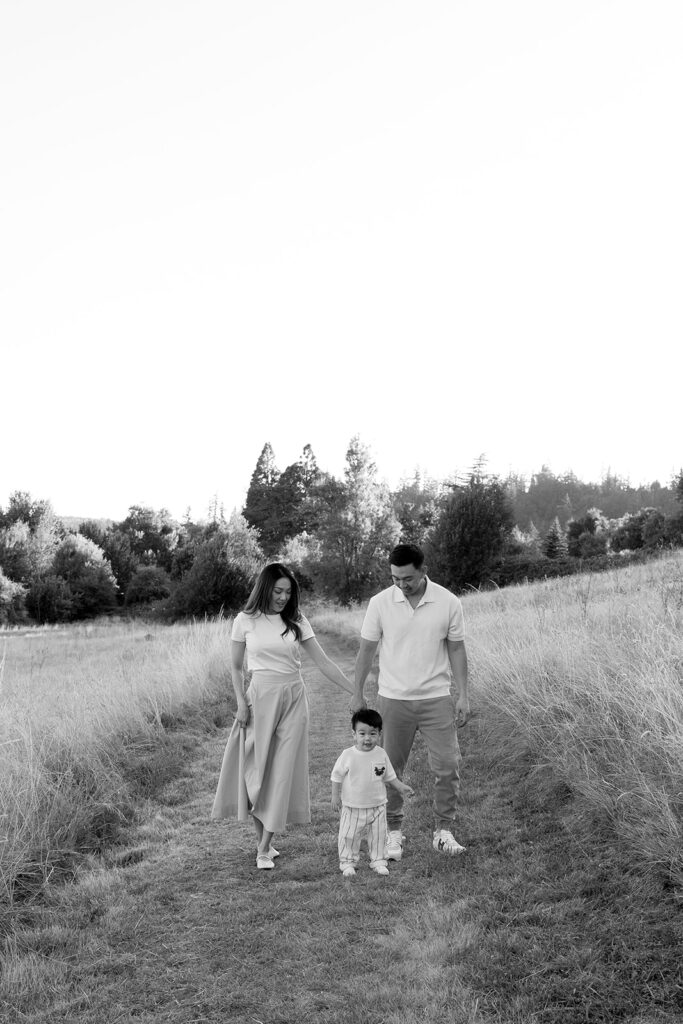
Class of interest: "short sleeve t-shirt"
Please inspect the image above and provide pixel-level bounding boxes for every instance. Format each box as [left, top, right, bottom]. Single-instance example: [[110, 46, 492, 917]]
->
[[360, 578, 465, 700], [330, 746, 397, 808], [231, 611, 315, 674]]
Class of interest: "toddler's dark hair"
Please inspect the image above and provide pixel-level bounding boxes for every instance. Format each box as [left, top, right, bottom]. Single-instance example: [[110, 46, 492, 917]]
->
[[352, 708, 383, 731]]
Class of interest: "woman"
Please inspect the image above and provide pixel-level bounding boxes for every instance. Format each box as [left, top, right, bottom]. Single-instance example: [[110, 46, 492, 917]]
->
[[211, 562, 353, 869]]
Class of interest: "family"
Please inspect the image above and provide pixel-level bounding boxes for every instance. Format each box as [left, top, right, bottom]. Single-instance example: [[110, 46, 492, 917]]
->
[[211, 543, 470, 875]]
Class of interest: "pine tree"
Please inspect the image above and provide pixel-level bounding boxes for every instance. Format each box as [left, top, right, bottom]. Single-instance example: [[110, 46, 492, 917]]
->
[[543, 516, 567, 559], [243, 443, 281, 551], [427, 473, 515, 590]]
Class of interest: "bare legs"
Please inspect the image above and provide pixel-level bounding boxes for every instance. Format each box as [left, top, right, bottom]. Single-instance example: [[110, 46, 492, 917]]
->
[[253, 816, 274, 855]]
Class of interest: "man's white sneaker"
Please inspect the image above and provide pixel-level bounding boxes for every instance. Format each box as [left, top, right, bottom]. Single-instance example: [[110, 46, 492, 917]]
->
[[433, 829, 466, 856], [386, 830, 404, 861]]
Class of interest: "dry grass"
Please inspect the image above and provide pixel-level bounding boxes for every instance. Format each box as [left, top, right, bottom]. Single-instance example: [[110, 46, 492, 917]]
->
[[463, 552, 683, 889], [0, 618, 233, 904], [1, 556, 683, 1022], [308, 553, 683, 888]]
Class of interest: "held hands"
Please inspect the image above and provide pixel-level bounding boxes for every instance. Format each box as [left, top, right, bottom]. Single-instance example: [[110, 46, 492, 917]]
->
[[396, 780, 415, 799], [235, 703, 250, 729], [348, 694, 367, 714]]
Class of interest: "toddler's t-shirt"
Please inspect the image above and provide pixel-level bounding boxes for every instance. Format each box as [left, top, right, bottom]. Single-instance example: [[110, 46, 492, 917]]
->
[[330, 745, 397, 808]]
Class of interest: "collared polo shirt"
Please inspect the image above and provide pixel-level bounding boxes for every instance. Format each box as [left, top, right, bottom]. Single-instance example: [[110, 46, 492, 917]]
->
[[360, 577, 465, 700]]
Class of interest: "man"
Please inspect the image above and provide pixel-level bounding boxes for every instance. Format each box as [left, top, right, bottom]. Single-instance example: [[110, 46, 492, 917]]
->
[[351, 542, 469, 860]]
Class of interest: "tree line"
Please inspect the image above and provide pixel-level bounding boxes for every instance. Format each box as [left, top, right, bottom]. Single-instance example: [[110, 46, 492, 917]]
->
[[2, 438, 682, 625]]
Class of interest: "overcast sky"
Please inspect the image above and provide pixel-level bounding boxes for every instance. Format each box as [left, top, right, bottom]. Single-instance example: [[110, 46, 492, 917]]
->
[[3, 1, 681, 522]]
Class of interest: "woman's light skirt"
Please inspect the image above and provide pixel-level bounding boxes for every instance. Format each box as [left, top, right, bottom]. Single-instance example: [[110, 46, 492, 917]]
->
[[211, 671, 310, 833]]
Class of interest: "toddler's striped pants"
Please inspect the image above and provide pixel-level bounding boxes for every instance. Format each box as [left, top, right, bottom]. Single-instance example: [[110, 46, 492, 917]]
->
[[338, 803, 387, 871]]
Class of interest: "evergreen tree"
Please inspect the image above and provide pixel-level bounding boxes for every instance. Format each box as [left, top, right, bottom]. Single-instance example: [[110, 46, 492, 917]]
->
[[428, 471, 515, 590], [392, 472, 444, 547], [243, 442, 281, 551], [244, 443, 321, 554], [543, 516, 567, 559]]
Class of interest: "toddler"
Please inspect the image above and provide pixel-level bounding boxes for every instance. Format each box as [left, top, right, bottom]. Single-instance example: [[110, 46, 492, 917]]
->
[[331, 708, 414, 877]]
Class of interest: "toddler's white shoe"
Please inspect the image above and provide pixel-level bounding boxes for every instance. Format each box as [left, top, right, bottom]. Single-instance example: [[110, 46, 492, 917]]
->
[[432, 829, 466, 856], [342, 866, 356, 877], [372, 864, 389, 876]]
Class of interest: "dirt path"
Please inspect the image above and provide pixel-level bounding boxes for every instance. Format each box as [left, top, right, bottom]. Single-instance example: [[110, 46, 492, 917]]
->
[[7, 632, 683, 1024]]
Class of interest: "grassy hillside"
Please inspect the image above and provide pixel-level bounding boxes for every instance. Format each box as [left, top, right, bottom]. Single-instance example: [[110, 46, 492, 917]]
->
[[1, 554, 682, 1021]]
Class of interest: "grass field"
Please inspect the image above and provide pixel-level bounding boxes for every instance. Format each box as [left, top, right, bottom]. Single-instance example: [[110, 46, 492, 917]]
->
[[1, 553, 682, 1022], [0, 618, 233, 903]]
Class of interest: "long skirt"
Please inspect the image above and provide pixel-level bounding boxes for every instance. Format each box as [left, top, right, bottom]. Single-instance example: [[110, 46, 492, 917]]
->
[[211, 671, 310, 833]]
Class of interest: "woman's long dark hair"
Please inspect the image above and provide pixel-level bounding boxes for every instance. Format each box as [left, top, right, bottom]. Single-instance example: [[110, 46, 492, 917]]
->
[[243, 563, 303, 641]]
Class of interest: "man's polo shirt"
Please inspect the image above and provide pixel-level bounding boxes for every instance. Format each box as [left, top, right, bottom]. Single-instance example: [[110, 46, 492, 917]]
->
[[360, 577, 465, 700]]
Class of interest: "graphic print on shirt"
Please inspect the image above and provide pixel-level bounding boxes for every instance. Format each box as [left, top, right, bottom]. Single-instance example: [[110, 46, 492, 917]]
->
[[373, 762, 386, 777]]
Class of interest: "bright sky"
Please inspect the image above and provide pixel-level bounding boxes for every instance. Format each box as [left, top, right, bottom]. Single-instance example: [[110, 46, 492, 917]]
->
[[3, 1, 681, 523]]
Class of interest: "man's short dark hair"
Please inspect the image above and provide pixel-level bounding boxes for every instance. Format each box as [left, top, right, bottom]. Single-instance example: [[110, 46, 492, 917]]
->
[[351, 708, 383, 731], [389, 543, 424, 569]]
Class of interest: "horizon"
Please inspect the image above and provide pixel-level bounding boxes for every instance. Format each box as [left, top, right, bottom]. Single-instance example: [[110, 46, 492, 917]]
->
[[4, 451, 678, 526]]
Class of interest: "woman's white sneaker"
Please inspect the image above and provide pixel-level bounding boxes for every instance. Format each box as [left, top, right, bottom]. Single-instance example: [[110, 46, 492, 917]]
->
[[432, 829, 465, 855], [386, 830, 404, 861]]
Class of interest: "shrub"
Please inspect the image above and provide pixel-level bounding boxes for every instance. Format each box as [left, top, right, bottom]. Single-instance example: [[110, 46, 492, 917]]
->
[[45, 535, 118, 620], [25, 574, 74, 623], [0, 568, 27, 625], [169, 536, 253, 618], [169, 516, 262, 618], [125, 566, 172, 605], [114, 506, 179, 572]]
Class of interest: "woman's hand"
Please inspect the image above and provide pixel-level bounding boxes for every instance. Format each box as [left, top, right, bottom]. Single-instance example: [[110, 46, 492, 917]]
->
[[235, 703, 250, 728]]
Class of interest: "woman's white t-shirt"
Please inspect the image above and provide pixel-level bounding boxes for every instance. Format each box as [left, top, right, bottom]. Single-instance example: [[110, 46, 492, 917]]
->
[[231, 611, 315, 674]]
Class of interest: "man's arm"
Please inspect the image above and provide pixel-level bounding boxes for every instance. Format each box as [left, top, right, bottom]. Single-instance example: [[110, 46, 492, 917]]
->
[[350, 638, 379, 712], [447, 638, 469, 726]]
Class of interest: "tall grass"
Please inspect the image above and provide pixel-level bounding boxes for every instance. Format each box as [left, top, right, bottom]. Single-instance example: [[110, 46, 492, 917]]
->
[[0, 618, 233, 904], [465, 552, 683, 887], [2, 552, 682, 911], [309, 553, 683, 888]]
